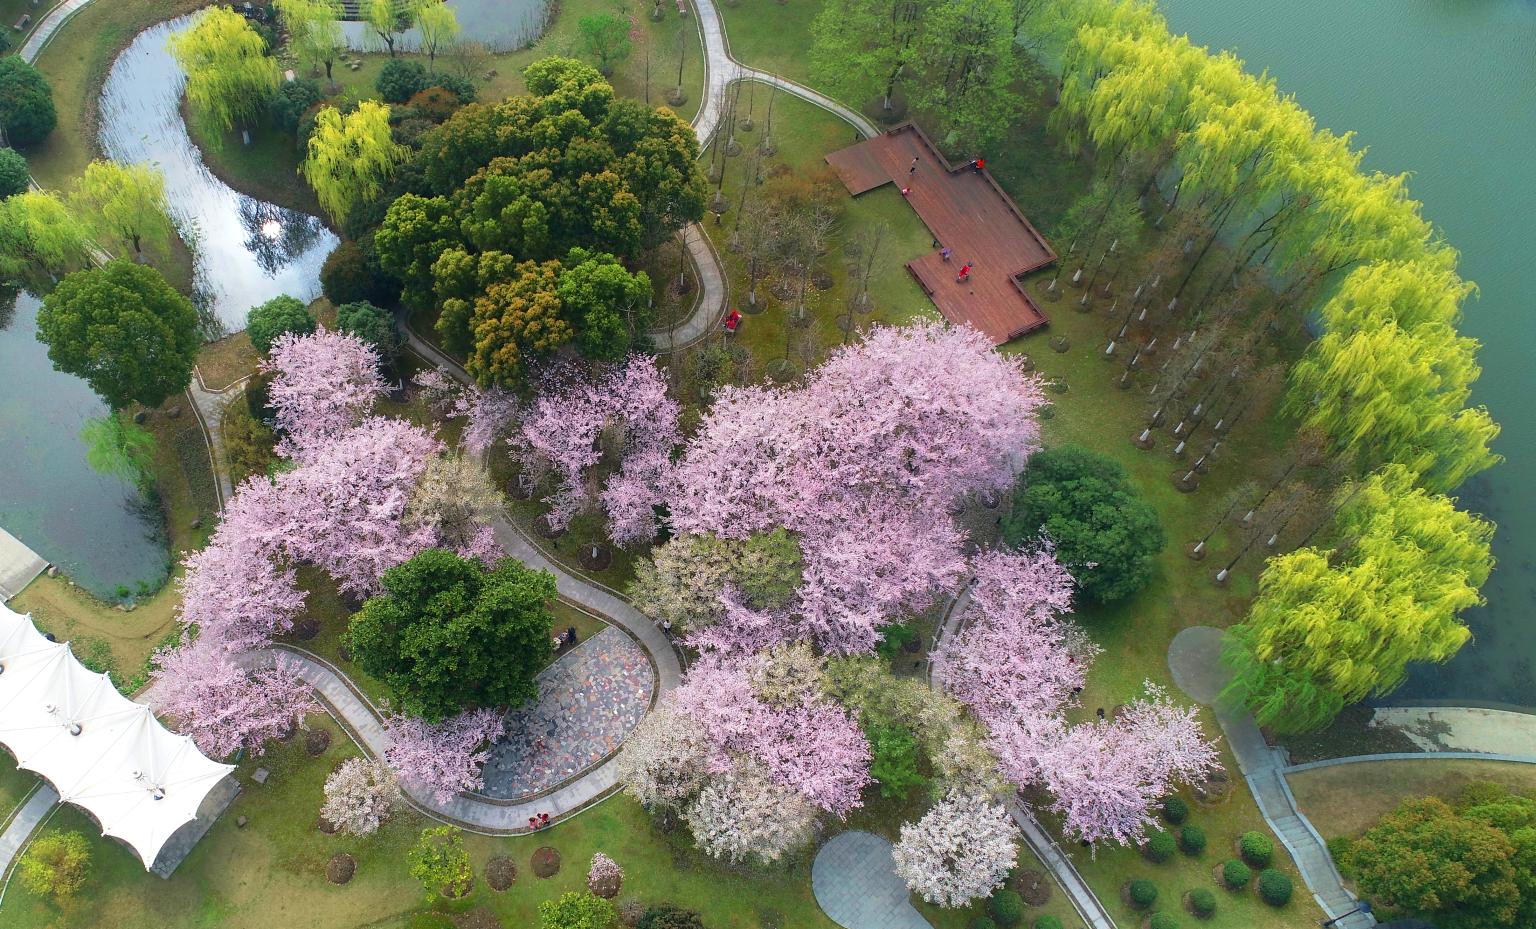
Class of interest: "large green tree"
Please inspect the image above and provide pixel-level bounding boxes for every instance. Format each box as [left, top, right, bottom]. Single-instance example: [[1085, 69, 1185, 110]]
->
[[0, 148, 30, 199], [35, 260, 200, 410], [1002, 445, 1165, 603], [345, 549, 556, 722], [246, 294, 316, 355], [168, 7, 281, 143], [0, 57, 58, 148], [1346, 796, 1523, 929], [557, 247, 651, 360], [1222, 465, 1495, 732]]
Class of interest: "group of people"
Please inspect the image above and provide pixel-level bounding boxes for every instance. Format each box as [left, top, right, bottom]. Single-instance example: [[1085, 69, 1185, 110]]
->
[[527, 812, 552, 830], [898, 152, 982, 282]]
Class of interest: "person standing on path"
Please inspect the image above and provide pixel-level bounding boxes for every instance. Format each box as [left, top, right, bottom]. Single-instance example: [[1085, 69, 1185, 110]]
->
[[957, 263, 971, 282], [909, 156, 919, 174], [940, 246, 952, 261]]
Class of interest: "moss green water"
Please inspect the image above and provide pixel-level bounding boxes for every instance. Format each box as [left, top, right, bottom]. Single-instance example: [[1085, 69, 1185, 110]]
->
[[1161, 0, 1536, 708]]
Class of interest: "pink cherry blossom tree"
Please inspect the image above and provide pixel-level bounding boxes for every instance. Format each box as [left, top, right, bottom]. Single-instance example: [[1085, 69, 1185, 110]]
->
[[264, 329, 385, 460], [413, 368, 519, 456], [175, 509, 305, 653], [668, 321, 1045, 654], [586, 853, 623, 898], [150, 644, 314, 758], [384, 708, 503, 803]]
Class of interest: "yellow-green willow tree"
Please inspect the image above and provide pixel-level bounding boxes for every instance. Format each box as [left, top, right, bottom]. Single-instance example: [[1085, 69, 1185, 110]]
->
[[274, 0, 346, 85], [301, 101, 408, 226], [0, 190, 93, 281], [167, 7, 280, 144], [1222, 465, 1494, 732], [364, 0, 413, 57], [68, 160, 175, 263], [410, 0, 460, 71]]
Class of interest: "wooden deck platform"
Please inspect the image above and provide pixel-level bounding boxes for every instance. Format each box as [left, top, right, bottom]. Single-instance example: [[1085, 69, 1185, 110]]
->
[[825, 124, 1055, 344]]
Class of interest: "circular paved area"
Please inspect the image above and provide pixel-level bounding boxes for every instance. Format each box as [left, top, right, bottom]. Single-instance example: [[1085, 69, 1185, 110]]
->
[[812, 831, 932, 929], [1168, 625, 1229, 706], [481, 626, 654, 799]]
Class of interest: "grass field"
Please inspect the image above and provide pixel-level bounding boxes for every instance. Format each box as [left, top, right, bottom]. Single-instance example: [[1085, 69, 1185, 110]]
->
[[1289, 759, 1536, 841]]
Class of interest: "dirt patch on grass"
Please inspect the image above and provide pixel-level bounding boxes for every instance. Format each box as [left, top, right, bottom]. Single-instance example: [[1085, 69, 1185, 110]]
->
[[531, 846, 561, 878], [197, 333, 261, 391], [485, 855, 517, 891], [326, 853, 355, 884], [304, 728, 332, 757], [1288, 758, 1536, 840]]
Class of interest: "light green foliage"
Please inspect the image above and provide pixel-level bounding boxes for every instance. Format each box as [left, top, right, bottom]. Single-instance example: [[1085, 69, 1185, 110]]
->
[[69, 161, 175, 261], [1221, 859, 1250, 889], [275, 0, 346, 83], [558, 248, 651, 361], [1003, 445, 1165, 603], [364, 0, 415, 57], [407, 826, 473, 900], [246, 294, 316, 355], [627, 530, 804, 634], [1238, 831, 1274, 868], [19, 831, 90, 898], [80, 414, 157, 493], [376, 193, 461, 308], [410, 0, 460, 70], [302, 101, 408, 226], [345, 549, 556, 722], [36, 260, 200, 410], [864, 719, 926, 800], [1223, 465, 1494, 732], [577, 13, 632, 75], [168, 7, 281, 144], [0, 189, 93, 282], [539, 891, 617, 929]]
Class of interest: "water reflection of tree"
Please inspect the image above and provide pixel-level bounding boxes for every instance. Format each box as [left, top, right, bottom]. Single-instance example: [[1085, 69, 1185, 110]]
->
[[238, 198, 323, 276], [0, 284, 17, 332]]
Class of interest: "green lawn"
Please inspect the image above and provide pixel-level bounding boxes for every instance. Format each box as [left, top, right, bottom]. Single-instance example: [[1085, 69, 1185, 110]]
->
[[717, 0, 818, 83]]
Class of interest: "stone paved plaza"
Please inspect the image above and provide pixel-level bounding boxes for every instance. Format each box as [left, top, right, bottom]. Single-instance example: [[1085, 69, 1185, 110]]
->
[[480, 625, 654, 800], [812, 831, 933, 929]]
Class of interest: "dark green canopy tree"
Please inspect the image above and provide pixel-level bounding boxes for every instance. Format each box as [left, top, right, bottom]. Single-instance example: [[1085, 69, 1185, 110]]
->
[[1003, 445, 1165, 603], [344, 549, 556, 722], [36, 260, 200, 410]]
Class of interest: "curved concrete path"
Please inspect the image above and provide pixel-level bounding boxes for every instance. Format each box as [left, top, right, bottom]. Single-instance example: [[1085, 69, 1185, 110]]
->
[[1168, 626, 1374, 929], [1285, 751, 1536, 774], [812, 831, 932, 929]]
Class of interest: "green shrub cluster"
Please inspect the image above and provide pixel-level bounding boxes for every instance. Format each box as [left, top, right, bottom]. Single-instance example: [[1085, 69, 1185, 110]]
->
[[1239, 831, 1274, 868], [1178, 825, 1207, 856], [1220, 859, 1251, 889], [1144, 830, 1177, 863], [987, 889, 1024, 927], [1149, 913, 1179, 929], [1129, 879, 1159, 909], [1162, 796, 1190, 825], [1257, 869, 1293, 906], [1032, 918, 1062, 929], [1188, 887, 1216, 918]]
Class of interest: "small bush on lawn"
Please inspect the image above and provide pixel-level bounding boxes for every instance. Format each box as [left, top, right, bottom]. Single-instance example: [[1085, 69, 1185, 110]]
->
[[1188, 888, 1216, 918], [1257, 869, 1293, 906], [1162, 796, 1190, 825], [1129, 879, 1159, 909], [1149, 913, 1179, 929], [1179, 825, 1207, 856], [969, 919, 998, 929], [1033, 918, 1063, 929], [1221, 859, 1251, 889], [1239, 831, 1274, 868], [1144, 830, 1177, 863], [988, 889, 1024, 926]]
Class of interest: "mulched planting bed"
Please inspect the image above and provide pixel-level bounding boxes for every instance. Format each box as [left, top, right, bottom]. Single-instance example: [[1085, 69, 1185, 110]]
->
[[316, 816, 339, 835], [486, 855, 517, 891], [1012, 868, 1054, 906], [291, 617, 320, 641], [326, 853, 355, 884], [305, 728, 332, 756], [531, 846, 562, 878], [578, 543, 614, 571]]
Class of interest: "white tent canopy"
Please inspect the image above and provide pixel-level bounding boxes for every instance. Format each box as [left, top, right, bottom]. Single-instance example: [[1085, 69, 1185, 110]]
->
[[0, 602, 234, 869]]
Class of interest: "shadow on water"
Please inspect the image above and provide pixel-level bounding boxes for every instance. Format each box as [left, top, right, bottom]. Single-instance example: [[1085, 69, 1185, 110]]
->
[[0, 292, 170, 598], [97, 15, 338, 334]]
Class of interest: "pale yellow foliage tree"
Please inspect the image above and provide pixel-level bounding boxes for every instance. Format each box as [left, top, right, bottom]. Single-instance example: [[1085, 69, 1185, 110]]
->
[[300, 100, 408, 226]]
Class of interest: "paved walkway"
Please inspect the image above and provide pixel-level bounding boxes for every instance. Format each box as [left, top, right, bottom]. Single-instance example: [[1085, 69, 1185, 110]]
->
[[17, 0, 91, 61], [0, 786, 57, 888], [185, 370, 246, 506], [1168, 626, 1374, 929], [1286, 751, 1536, 774], [812, 831, 932, 929]]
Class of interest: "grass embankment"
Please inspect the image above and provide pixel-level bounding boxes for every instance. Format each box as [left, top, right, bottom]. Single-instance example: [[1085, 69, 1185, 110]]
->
[[1289, 759, 1536, 841]]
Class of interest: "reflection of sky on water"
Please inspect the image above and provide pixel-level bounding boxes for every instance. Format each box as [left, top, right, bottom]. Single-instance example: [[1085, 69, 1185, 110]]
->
[[0, 293, 169, 598], [98, 16, 336, 333]]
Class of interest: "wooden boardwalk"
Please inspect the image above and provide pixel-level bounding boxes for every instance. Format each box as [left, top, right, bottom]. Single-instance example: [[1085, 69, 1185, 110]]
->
[[826, 124, 1055, 344]]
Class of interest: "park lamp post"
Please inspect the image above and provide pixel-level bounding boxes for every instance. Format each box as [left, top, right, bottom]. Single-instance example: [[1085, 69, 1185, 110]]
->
[[1320, 900, 1371, 927]]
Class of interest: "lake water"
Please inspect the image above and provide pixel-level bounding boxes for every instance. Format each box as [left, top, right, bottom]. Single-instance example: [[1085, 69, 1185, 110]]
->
[[1162, 0, 1536, 709], [0, 293, 170, 598], [98, 16, 337, 332]]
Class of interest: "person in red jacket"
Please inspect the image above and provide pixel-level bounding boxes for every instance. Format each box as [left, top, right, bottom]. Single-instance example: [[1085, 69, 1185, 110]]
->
[[957, 263, 972, 282]]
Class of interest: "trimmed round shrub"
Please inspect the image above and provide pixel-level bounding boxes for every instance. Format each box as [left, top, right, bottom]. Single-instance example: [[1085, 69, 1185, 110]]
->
[[270, 79, 322, 135], [1144, 830, 1177, 863], [1149, 914, 1179, 929], [1188, 887, 1216, 918], [1239, 831, 1274, 868], [1033, 918, 1063, 929], [1179, 825, 1207, 856], [1257, 869, 1293, 906], [0, 147, 30, 199], [987, 889, 1024, 927], [428, 73, 476, 103], [0, 58, 58, 148], [1220, 859, 1251, 890], [969, 919, 998, 929], [1162, 796, 1190, 825], [377, 58, 428, 103], [336, 300, 397, 356], [246, 295, 315, 355], [1128, 879, 1159, 910]]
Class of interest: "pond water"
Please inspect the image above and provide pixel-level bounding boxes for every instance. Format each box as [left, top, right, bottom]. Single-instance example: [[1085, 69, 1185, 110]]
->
[[1162, 0, 1536, 709], [98, 16, 337, 333], [339, 0, 551, 54], [0, 293, 170, 598]]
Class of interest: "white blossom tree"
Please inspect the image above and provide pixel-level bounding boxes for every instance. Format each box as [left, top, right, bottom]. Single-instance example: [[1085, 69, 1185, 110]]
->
[[321, 757, 402, 835], [615, 702, 711, 811], [892, 790, 1020, 908], [587, 852, 623, 898], [682, 763, 819, 865]]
